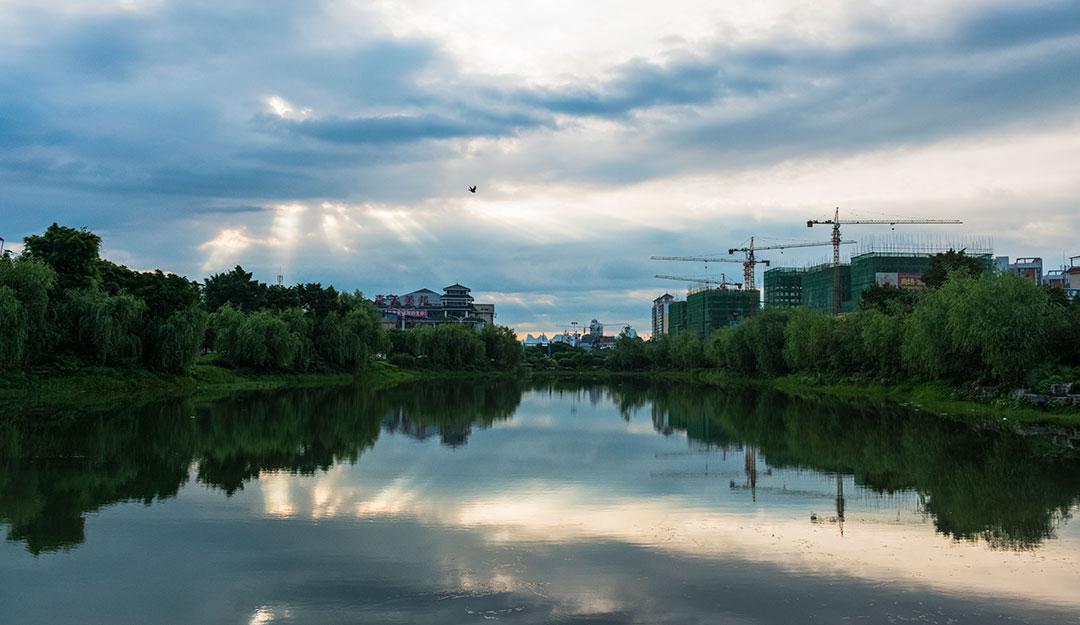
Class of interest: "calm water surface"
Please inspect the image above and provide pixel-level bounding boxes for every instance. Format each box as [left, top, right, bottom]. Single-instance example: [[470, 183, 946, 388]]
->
[[2, 381, 1079, 624]]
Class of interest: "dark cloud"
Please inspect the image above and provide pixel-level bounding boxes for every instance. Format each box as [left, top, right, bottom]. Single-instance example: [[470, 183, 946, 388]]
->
[[2, 0, 1080, 332]]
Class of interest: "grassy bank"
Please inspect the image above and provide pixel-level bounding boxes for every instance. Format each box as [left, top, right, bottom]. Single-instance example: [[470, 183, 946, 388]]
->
[[696, 370, 1080, 430], [0, 359, 416, 412]]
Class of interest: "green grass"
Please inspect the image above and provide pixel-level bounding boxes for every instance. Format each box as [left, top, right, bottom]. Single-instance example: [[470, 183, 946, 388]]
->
[[0, 359, 416, 412], [734, 372, 1080, 430]]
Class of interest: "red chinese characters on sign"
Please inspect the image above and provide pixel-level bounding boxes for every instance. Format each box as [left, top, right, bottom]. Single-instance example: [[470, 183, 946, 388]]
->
[[375, 295, 386, 306], [420, 295, 430, 306], [404, 295, 415, 307], [897, 273, 926, 290]]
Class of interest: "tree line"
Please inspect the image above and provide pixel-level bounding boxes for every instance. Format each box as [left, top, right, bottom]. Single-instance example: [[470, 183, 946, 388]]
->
[[0, 224, 522, 375], [535, 251, 1080, 390]]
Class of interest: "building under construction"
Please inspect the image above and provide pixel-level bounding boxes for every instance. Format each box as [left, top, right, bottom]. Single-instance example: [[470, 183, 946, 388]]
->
[[764, 239, 994, 313], [668, 286, 760, 338]]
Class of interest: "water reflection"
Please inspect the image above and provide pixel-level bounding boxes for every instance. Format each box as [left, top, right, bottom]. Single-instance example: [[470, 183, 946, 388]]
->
[[2, 381, 1078, 556], [3, 380, 1080, 623], [0, 380, 522, 553]]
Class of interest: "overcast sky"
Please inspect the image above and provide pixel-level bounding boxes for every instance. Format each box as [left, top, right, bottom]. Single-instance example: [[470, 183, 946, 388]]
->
[[3, 1, 1079, 335]]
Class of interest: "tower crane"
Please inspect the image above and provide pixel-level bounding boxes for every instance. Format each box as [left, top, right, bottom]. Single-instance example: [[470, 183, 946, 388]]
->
[[652, 254, 755, 289], [726, 237, 858, 290], [807, 207, 963, 315], [651, 255, 743, 282], [655, 274, 742, 290]]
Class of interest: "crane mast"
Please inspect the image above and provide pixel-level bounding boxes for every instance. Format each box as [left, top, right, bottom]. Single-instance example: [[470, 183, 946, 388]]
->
[[807, 207, 962, 315]]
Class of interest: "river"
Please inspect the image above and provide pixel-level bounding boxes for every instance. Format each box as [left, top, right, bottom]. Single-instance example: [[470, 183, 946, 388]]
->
[[2, 380, 1078, 624]]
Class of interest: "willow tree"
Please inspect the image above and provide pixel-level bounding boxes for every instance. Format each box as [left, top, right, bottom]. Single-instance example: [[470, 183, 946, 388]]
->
[[0, 287, 26, 370], [146, 307, 209, 373], [0, 255, 56, 364]]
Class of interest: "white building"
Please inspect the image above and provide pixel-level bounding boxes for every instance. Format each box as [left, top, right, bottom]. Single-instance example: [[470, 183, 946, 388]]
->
[[652, 293, 675, 337]]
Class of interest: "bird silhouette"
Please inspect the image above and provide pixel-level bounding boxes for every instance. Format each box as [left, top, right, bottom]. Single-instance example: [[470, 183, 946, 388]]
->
[[468, 185, 477, 193]]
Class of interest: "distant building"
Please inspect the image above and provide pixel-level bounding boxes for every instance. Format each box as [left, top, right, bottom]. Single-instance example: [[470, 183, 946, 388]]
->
[[651, 293, 675, 337], [1068, 256, 1080, 290], [523, 333, 549, 347], [995, 256, 1043, 283], [374, 283, 495, 330], [1043, 257, 1080, 300], [474, 303, 495, 325], [764, 250, 994, 313], [668, 287, 759, 338], [763, 267, 805, 307], [551, 332, 579, 347]]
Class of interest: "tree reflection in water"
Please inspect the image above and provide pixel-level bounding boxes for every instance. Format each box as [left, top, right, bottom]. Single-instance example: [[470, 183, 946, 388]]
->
[[1, 379, 1077, 555]]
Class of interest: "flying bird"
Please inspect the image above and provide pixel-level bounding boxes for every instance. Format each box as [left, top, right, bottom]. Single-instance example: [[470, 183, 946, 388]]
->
[[468, 185, 477, 193]]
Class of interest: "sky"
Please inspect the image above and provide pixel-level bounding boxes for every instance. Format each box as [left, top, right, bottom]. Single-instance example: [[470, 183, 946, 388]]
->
[[2, 0, 1080, 336]]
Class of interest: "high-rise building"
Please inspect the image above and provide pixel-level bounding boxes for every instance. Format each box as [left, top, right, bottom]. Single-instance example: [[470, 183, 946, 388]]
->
[[651, 293, 675, 337]]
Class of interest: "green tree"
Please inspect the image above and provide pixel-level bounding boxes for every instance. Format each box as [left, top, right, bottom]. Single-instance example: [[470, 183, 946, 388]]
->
[[412, 324, 487, 369], [146, 307, 209, 373], [0, 255, 56, 364], [923, 249, 985, 289], [203, 266, 267, 312], [99, 260, 200, 320], [65, 290, 146, 366], [860, 283, 918, 313], [670, 332, 706, 369], [22, 223, 102, 290], [481, 324, 523, 369], [903, 273, 1060, 385], [0, 286, 26, 370], [853, 308, 903, 378], [644, 336, 673, 369], [211, 305, 303, 370], [606, 336, 648, 370]]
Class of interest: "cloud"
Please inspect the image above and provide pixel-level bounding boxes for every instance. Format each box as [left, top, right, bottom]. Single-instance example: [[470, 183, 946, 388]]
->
[[2, 0, 1079, 333]]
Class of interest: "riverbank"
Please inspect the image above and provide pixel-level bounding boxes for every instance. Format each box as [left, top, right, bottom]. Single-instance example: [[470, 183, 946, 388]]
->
[[0, 360, 416, 412], [695, 370, 1080, 431], [4, 363, 1078, 435]]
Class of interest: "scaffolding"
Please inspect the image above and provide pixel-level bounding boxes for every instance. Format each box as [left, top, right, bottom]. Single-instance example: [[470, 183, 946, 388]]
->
[[763, 267, 809, 307], [802, 262, 854, 313], [855, 234, 993, 257], [680, 288, 759, 338], [850, 250, 994, 299], [764, 236, 997, 312]]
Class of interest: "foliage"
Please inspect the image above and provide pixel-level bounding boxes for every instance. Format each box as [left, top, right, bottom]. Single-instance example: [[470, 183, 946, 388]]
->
[[410, 324, 487, 369], [644, 336, 673, 369], [99, 260, 200, 320], [670, 333, 706, 369], [63, 290, 146, 366], [481, 324, 523, 369], [0, 287, 26, 371], [146, 307, 209, 373], [606, 336, 649, 371], [22, 223, 102, 290], [860, 283, 917, 313], [0, 256, 56, 365], [203, 265, 267, 312], [923, 248, 985, 289], [903, 273, 1061, 385], [210, 305, 303, 370]]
